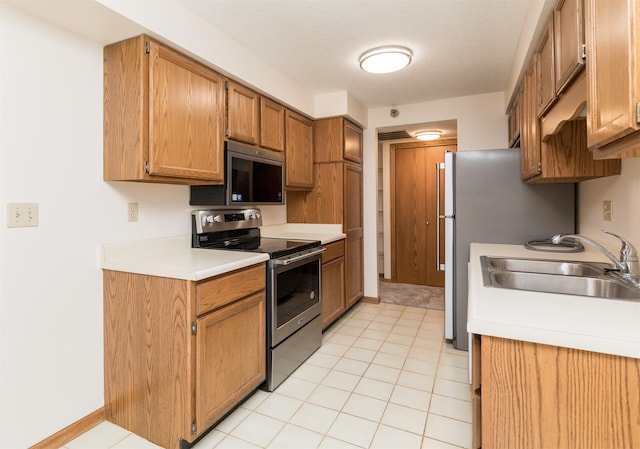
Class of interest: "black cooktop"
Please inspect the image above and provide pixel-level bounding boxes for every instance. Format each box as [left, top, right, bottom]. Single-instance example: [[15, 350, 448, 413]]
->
[[193, 228, 320, 259]]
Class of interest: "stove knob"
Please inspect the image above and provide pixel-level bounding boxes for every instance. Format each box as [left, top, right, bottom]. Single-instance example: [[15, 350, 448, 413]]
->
[[248, 213, 256, 220], [255, 213, 261, 219], [205, 215, 222, 223]]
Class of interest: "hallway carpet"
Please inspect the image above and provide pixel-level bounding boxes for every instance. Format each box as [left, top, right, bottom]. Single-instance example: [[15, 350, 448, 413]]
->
[[378, 282, 445, 310]]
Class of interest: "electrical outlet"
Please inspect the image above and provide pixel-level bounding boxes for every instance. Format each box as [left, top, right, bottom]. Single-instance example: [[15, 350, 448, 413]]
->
[[7, 203, 39, 228], [128, 203, 139, 222], [603, 200, 612, 221]]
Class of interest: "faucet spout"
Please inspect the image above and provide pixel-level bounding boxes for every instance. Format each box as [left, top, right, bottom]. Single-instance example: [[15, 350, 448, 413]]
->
[[552, 230, 640, 283]]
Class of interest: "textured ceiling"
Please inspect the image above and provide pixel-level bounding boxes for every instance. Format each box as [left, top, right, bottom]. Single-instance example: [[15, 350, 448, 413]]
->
[[176, 0, 532, 109]]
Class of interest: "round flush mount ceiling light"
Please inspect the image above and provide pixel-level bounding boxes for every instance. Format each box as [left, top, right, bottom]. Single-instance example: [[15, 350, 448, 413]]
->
[[415, 131, 442, 141], [359, 46, 413, 74]]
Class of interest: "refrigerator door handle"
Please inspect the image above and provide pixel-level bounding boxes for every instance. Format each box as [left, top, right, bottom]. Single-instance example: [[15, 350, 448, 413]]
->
[[436, 162, 445, 271]]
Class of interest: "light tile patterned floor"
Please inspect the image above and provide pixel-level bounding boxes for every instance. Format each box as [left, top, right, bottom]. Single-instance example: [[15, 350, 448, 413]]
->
[[62, 302, 472, 449]]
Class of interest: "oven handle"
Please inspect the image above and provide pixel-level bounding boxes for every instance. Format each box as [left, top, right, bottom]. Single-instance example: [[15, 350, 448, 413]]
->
[[271, 247, 325, 267]]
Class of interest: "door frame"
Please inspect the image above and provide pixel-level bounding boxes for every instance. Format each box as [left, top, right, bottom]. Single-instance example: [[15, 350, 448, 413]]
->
[[390, 139, 457, 283]]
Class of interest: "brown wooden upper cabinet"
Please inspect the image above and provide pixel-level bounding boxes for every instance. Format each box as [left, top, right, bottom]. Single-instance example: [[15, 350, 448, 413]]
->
[[536, 17, 557, 117], [104, 35, 225, 184], [226, 80, 260, 145], [260, 97, 285, 152], [507, 88, 521, 147], [585, 0, 640, 158], [521, 61, 542, 180], [554, 0, 585, 94], [314, 117, 363, 164], [285, 110, 314, 189], [537, 0, 587, 118], [344, 120, 363, 164]]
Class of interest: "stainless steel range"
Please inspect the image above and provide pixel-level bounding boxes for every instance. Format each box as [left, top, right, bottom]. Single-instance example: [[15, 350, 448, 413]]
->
[[191, 208, 323, 391]]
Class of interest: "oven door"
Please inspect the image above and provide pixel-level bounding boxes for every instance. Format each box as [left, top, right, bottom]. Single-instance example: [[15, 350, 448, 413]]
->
[[268, 250, 322, 347]]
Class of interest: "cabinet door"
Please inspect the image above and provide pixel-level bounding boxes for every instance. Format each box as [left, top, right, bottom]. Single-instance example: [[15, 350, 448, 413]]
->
[[226, 80, 260, 145], [585, 0, 640, 149], [321, 255, 345, 329], [535, 17, 557, 117], [521, 61, 542, 180], [148, 41, 225, 181], [508, 90, 521, 148], [343, 120, 363, 164], [554, 0, 585, 94], [344, 163, 363, 306], [481, 336, 640, 449], [195, 291, 266, 432], [285, 110, 314, 189], [260, 98, 285, 151]]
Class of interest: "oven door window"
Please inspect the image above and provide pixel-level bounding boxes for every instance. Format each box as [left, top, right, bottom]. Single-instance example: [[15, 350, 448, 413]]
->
[[274, 258, 320, 329]]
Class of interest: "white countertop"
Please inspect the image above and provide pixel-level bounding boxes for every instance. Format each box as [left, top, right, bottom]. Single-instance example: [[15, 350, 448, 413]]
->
[[467, 243, 640, 359], [101, 235, 269, 281], [101, 224, 344, 281], [260, 223, 345, 244]]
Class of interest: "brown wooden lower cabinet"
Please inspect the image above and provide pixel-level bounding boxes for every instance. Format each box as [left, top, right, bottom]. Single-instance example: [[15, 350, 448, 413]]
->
[[321, 240, 345, 329], [473, 334, 640, 449], [103, 263, 266, 449]]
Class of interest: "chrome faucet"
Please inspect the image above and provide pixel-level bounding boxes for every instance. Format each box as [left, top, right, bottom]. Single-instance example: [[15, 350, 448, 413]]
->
[[552, 230, 640, 284]]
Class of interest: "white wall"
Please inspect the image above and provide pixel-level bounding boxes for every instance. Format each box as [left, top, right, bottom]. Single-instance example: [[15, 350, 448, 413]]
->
[[578, 158, 640, 249], [0, 6, 194, 447], [364, 92, 509, 296]]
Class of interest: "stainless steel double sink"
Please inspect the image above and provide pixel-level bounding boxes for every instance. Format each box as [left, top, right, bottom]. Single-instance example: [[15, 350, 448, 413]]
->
[[480, 256, 640, 301]]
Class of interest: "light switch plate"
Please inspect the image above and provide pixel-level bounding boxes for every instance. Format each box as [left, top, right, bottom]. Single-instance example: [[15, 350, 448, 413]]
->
[[7, 203, 39, 228]]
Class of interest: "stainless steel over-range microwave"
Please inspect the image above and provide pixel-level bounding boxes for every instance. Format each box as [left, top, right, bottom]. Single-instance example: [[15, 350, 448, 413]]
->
[[190, 141, 284, 206]]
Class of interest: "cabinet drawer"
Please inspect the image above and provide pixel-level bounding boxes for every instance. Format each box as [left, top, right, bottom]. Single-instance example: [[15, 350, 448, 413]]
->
[[322, 240, 345, 263], [197, 263, 265, 315]]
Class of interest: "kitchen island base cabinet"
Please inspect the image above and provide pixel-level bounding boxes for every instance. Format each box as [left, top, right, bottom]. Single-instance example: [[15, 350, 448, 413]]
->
[[103, 264, 266, 449], [474, 335, 640, 449]]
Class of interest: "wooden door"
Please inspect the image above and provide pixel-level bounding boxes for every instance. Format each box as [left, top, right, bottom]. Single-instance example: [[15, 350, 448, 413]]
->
[[585, 0, 640, 149], [554, 0, 585, 94], [344, 163, 364, 306], [285, 110, 314, 189], [226, 80, 260, 145], [535, 17, 557, 117], [260, 97, 285, 151], [391, 141, 453, 287], [343, 120, 363, 164], [148, 41, 225, 181], [321, 241, 345, 329], [521, 60, 542, 180], [195, 291, 265, 433]]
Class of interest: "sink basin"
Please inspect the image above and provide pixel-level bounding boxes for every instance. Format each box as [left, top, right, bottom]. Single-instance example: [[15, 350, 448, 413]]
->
[[484, 271, 640, 300], [480, 256, 640, 301], [481, 256, 612, 277]]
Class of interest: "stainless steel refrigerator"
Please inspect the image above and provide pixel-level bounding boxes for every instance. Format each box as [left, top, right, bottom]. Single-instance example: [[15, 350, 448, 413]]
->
[[443, 149, 576, 350]]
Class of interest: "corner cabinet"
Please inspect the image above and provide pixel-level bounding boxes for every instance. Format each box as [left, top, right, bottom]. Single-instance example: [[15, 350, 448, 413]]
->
[[585, 0, 640, 158], [473, 334, 640, 449], [104, 35, 225, 184], [104, 263, 266, 449], [285, 110, 314, 189], [287, 117, 364, 310]]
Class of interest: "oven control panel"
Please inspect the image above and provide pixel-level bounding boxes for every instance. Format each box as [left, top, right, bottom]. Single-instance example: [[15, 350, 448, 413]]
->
[[192, 208, 263, 234]]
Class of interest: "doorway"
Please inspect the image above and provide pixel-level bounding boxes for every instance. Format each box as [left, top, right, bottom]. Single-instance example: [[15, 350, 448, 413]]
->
[[390, 139, 457, 287]]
